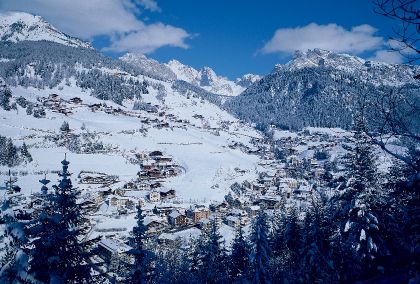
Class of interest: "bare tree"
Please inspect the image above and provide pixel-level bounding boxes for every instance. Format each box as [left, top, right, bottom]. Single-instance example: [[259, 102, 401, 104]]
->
[[373, 0, 420, 63]]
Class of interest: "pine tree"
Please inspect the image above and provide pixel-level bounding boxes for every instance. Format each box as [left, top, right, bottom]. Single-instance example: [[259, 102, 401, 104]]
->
[[331, 115, 386, 281], [28, 156, 97, 283], [128, 205, 153, 284], [250, 210, 271, 284], [60, 121, 70, 132], [0, 188, 29, 282], [282, 206, 301, 282], [300, 195, 335, 283], [229, 222, 251, 282], [198, 220, 228, 284], [20, 143, 32, 163]]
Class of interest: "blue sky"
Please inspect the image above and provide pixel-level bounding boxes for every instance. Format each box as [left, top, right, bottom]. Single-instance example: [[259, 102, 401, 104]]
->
[[0, 0, 408, 79]]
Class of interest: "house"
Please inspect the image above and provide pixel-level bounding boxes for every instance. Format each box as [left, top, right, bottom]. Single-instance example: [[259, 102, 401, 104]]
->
[[141, 160, 155, 171], [186, 206, 209, 223], [123, 182, 137, 189], [209, 201, 228, 213], [148, 190, 160, 202], [242, 180, 252, 190], [110, 196, 118, 206], [225, 215, 241, 228], [168, 210, 187, 226], [70, 97, 83, 104], [148, 168, 163, 179], [149, 151, 163, 158], [159, 188, 176, 200], [246, 205, 260, 217], [97, 238, 132, 265], [144, 216, 166, 234]]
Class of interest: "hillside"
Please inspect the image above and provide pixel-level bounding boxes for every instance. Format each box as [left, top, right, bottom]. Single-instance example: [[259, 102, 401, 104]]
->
[[226, 49, 420, 131]]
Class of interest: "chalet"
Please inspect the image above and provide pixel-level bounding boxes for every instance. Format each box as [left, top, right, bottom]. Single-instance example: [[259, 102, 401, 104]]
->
[[148, 191, 160, 202], [97, 238, 132, 264], [48, 94, 59, 101], [144, 217, 166, 234], [137, 183, 150, 190], [258, 196, 281, 209], [138, 198, 145, 208], [110, 196, 118, 206], [70, 97, 83, 104], [141, 160, 155, 171], [209, 201, 228, 212], [252, 182, 266, 192], [225, 215, 241, 228], [242, 180, 252, 190], [123, 182, 137, 190], [150, 182, 162, 189], [136, 152, 148, 161], [153, 205, 175, 217], [159, 188, 176, 200], [186, 206, 209, 223], [246, 205, 260, 217], [149, 151, 163, 158], [148, 168, 163, 179], [168, 210, 187, 226]]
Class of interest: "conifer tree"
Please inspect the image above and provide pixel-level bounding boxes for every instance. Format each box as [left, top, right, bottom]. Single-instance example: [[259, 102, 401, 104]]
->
[[20, 143, 32, 163], [331, 114, 386, 281], [28, 155, 97, 283], [129, 205, 153, 284], [229, 222, 251, 282], [199, 220, 228, 283], [0, 182, 29, 282], [250, 210, 271, 284]]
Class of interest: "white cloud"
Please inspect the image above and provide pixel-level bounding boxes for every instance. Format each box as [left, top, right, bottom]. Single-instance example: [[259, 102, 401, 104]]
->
[[370, 50, 404, 64], [135, 0, 161, 12], [261, 23, 383, 55], [0, 0, 190, 53], [105, 23, 190, 53]]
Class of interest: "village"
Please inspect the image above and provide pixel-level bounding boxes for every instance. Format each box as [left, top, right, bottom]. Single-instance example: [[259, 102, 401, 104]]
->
[[1, 92, 352, 274]]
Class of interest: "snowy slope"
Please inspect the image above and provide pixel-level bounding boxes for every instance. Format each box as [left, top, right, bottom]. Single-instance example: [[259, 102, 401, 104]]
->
[[0, 78, 262, 203], [0, 11, 91, 48]]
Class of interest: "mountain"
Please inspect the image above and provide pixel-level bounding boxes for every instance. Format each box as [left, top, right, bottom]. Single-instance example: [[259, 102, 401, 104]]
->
[[226, 49, 420, 131], [166, 59, 255, 97], [235, 74, 262, 88], [120, 53, 177, 82], [0, 11, 91, 48]]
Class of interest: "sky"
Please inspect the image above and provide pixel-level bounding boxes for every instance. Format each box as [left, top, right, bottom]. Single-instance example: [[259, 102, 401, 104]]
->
[[0, 0, 413, 79]]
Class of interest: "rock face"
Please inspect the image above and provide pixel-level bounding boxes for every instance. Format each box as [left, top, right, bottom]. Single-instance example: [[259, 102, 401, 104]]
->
[[226, 49, 420, 130], [0, 11, 91, 48], [166, 59, 257, 97]]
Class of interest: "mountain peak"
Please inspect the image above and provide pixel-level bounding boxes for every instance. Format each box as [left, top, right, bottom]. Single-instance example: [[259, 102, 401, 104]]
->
[[0, 11, 91, 48]]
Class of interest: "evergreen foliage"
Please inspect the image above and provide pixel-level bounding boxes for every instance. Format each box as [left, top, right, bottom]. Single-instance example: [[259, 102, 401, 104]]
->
[[28, 156, 98, 283]]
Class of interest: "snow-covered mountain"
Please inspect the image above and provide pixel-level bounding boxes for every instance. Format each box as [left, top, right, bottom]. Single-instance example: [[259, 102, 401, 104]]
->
[[226, 49, 420, 130], [282, 49, 418, 85], [120, 53, 177, 82], [235, 74, 262, 88], [166, 59, 256, 97], [0, 11, 91, 48]]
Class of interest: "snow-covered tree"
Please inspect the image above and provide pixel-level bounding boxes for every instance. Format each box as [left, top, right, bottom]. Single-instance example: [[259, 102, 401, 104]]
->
[[331, 115, 387, 281], [28, 156, 97, 283], [250, 210, 271, 284], [229, 222, 251, 282], [20, 143, 32, 163], [0, 183, 29, 282], [128, 205, 154, 284], [60, 121, 70, 132], [188, 220, 228, 283]]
